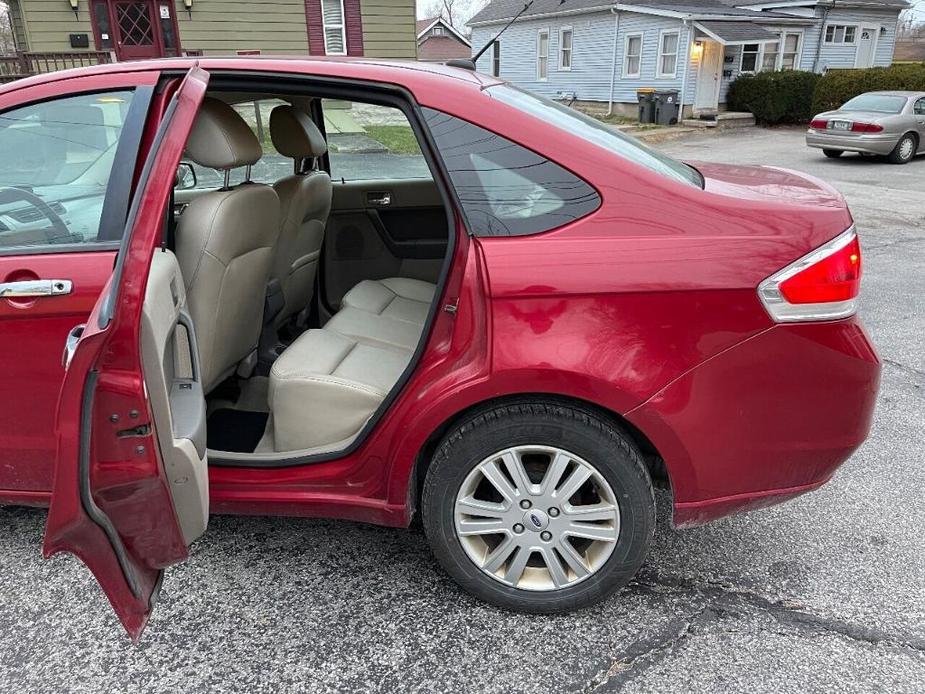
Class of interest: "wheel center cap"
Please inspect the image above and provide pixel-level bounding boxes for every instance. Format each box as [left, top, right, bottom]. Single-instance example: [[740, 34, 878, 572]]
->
[[523, 508, 549, 532]]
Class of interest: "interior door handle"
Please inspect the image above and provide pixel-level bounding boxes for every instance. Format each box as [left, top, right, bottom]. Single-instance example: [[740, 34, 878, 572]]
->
[[0, 279, 73, 298], [62, 323, 85, 369], [367, 192, 392, 206]]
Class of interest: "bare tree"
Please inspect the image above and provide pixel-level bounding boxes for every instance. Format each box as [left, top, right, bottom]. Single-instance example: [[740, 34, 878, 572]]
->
[[0, 2, 16, 54], [898, 7, 925, 40], [419, 0, 488, 32]]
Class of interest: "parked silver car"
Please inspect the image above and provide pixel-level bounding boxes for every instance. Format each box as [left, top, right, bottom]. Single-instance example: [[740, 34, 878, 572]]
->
[[806, 91, 925, 164]]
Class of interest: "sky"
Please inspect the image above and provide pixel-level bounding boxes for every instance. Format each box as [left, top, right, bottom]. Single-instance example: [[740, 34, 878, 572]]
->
[[414, 0, 925, 28]]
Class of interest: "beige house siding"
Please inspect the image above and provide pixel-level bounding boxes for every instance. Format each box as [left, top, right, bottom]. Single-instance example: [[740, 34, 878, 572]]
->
[[16, 0, 94, 52], [360, 0, 415, 58], [9, 0, 415, 59], [172, 0, 309, 55]]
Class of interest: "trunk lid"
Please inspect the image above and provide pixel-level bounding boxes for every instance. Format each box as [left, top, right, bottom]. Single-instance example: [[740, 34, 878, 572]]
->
[[693, 161, 847, 209]]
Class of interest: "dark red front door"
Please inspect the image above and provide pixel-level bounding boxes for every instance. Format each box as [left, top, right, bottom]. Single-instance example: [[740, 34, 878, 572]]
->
[[113, 1, 161, 60]]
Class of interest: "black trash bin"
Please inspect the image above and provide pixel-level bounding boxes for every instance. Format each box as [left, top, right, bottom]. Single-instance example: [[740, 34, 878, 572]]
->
[[636, 88, 656, 124], [653, 89, 681, 125]]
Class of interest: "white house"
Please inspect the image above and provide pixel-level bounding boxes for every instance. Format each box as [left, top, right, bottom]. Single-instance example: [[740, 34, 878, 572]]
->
[[468, 0, 910, 116]]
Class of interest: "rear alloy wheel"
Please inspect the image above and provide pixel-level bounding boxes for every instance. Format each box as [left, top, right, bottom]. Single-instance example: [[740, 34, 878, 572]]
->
[[888, 134, 917, 165], [822, 149, 843, 159], [422, 403, 655, 613]]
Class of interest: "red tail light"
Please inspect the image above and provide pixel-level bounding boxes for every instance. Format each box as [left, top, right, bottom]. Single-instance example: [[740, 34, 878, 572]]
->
[[851, 122, 884, 133], [758, 228, 861, 322], [810, 119, 828, 129]]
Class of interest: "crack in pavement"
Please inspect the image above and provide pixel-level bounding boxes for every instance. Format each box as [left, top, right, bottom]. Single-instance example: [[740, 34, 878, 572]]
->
[[882, 357, 925, 381], [586, 607, 708, 693], [585, 571, 925, 692], [863, 236, 925, 253]]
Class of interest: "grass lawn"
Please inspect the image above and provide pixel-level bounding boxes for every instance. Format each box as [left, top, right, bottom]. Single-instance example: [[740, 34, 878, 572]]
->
[[364, 125, 422, 154]]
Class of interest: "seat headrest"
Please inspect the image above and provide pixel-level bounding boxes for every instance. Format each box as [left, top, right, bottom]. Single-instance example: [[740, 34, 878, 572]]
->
[[269, 105, 328, 160], [185, 97, 262, 170]]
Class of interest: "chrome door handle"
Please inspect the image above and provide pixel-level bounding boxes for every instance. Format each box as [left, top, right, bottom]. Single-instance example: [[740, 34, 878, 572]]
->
[[62, 323, 85, 369], [0, 279, 73, 298], [367, 192, 392, 206]]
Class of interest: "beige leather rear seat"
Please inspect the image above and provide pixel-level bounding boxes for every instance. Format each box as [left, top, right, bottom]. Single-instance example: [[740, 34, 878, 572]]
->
[[268, 278, 436, 452]]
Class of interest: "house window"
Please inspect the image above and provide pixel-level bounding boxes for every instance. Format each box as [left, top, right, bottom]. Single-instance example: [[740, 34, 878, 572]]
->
[[740, 43, 760, 72], [537, 29, 549, 80], [433, 25, 444, 36], [741, 32, 803, 73], [761, 41, 779, 71], [657, 30, 679, 78], [321, 0, 347, 55], [559, 28, 573, 70], [824, 24, 857, 45], [780, 32, 802, 69], [492, 40, 501, 77], [623, 33, 642, 78]]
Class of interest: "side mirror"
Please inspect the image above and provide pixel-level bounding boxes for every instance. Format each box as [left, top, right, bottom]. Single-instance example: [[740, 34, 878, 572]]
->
[[175, 162, 197, 190]]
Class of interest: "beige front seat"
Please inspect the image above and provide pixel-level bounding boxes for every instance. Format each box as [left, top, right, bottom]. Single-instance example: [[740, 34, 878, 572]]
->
[[176, 97, 280, 394], [269, 105, 332, 328]]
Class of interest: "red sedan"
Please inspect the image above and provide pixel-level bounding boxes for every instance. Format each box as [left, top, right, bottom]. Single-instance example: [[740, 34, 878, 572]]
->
[[0, 58, 878, 639]]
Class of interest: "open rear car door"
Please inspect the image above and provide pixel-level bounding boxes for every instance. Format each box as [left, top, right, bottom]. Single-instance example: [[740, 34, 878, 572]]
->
[[43, 66, 210, 641]]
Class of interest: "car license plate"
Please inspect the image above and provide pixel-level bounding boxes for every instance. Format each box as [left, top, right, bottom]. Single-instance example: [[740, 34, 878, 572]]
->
[[830, 120, 851, 131]]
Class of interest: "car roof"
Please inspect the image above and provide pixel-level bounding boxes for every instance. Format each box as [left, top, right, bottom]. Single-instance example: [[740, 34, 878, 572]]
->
[[0, 56, 501, 98]]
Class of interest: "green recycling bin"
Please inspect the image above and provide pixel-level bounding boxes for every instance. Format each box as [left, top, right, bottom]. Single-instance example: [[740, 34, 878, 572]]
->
[[653, 89, 681, 125], [636, 88, 656, 124]]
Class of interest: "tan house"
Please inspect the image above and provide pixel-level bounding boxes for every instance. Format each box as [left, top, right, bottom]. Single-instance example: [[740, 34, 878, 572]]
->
[[4, 0, 416, 65]]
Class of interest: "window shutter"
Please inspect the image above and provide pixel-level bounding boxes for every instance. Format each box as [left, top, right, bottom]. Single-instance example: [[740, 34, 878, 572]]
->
[[304, 0, 364, 56]]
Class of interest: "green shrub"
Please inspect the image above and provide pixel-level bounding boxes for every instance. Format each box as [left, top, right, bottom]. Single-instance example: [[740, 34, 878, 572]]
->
[[727, 70, 821, 125], [812, 63, 925, 113]]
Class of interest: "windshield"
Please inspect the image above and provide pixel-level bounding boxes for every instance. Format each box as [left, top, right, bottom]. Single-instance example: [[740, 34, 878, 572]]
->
[[487, 84, 703, 189], [840, 94, 907, 114]]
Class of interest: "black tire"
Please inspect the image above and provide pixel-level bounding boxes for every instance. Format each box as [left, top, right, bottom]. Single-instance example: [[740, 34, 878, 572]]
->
[[888, 133, 917, 165], [421, 402, 655, 614], [822, 149, 843, 159]]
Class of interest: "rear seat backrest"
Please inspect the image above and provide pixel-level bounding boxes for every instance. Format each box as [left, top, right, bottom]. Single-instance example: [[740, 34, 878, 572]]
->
[[268, 278, 437, 452]]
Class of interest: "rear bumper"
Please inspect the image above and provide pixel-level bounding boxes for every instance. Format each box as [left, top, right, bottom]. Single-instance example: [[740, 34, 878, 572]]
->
[[626, 317, 880, 527], [805, 129, 898, 155]]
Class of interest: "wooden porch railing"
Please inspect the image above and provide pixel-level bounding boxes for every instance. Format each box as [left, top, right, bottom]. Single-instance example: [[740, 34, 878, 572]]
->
[[0, 51, 112, 84]]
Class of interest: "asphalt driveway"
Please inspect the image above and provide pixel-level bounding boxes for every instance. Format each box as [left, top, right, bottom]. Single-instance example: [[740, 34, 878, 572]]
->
[[1, 127, 923, 693]]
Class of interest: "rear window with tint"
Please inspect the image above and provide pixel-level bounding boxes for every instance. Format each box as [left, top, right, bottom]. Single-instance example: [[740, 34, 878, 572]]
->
[[423, 108, 600, 237]]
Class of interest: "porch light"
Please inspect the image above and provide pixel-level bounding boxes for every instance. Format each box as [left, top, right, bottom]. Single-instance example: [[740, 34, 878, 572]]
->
[[183, 0, 193, 19], [691, 40, 704, 59], [67, 0, 78, 19]]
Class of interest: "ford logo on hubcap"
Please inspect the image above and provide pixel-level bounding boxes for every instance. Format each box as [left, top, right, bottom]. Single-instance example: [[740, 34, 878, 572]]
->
[[523, 509, 549, 531]]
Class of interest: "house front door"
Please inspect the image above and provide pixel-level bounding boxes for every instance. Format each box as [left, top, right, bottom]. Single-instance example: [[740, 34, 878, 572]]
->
[[694, 40, 723, 112], [854, 26, 878, 68], [112, 0, 164, 60]]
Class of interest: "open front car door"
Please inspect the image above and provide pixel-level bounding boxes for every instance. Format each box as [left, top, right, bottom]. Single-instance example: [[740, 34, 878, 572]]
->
[[43, 66, 210, 641]]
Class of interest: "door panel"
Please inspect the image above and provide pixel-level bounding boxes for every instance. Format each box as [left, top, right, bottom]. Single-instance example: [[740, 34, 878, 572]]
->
[[0, 82, 153, 495], [43, 66, 209, 641], [142, 250, 208, 545], [324, 179, 448, 308], [0, 252, 116, 491]]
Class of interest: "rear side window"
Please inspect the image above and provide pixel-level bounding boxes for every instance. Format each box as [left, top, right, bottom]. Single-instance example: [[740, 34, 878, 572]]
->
[[323, 99, 432, 182], [423, 108, 599, 237], [0, 90, 134, 252]]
